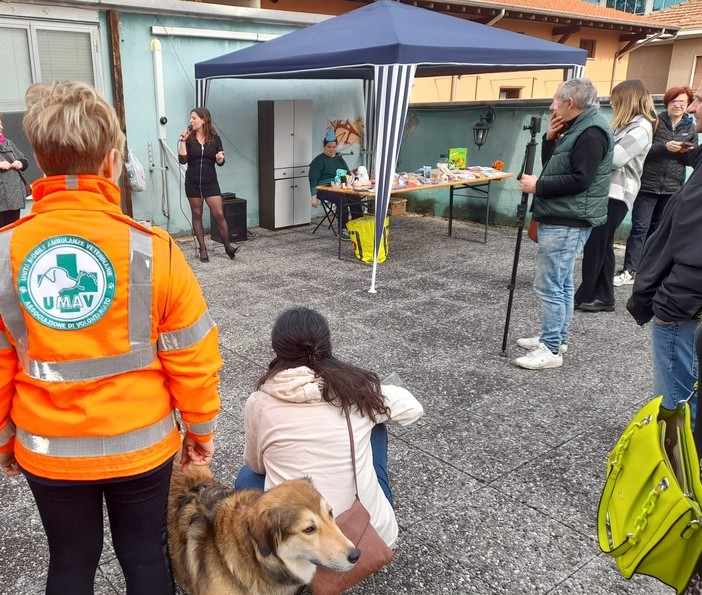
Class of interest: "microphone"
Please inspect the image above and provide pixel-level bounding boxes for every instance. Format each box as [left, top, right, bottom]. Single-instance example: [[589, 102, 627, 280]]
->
[[187, 124, 193, 132]]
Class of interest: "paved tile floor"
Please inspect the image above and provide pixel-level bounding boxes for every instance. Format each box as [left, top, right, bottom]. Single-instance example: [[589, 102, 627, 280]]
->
[[0, 213, 675, 594]]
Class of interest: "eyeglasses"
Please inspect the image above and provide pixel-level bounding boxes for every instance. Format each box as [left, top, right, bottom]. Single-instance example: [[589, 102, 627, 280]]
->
[[669, 100, 688, 106]]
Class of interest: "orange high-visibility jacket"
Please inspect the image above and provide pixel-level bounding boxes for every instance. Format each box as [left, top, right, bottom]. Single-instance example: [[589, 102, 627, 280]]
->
[[0, 175, 222, 481]]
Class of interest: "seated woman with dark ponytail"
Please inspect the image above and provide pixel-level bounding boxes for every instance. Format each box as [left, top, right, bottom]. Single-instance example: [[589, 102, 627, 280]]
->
[[235, 307, 423, 548]]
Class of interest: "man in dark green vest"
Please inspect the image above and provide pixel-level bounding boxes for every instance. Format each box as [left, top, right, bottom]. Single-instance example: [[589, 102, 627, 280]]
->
[[515, 78, 614, 370]]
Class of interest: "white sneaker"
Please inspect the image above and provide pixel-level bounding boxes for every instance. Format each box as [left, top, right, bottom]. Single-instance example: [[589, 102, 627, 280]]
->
[[514, 342, 563, 370], [516, 336, 568, 354], [613, 269, 635, 287]]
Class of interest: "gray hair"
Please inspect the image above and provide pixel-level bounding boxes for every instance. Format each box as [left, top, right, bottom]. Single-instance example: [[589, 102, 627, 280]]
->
[[556, 78, 600, 110]]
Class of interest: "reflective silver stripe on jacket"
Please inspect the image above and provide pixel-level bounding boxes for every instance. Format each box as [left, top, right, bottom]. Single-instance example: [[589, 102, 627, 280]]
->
[[158, 311, 216, 351], [0, 421, 16, 448], [0, 331, 10, 350], [0, 227, 158, 382], [19, 344, 159, 383], [0, 229, 28, 353], [184, 419, 217, 436], [129, 227, 153, 348], [17, 411, 176, 457]]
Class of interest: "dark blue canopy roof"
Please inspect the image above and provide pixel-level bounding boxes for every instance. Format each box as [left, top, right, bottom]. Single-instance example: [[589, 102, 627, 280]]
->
[[195, 0, 586, 81]]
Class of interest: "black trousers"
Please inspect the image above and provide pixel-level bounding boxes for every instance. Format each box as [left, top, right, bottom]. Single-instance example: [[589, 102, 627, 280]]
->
[[317, 189, 364, 229], [0, 209, 20, 227], [623, 191, 672, 273], [574, 198, 629, 306], [24, 459, 175, 595]]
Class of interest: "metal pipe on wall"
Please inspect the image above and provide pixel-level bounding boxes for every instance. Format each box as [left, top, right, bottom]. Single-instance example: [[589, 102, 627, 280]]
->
[[151, 39, 171, 222]]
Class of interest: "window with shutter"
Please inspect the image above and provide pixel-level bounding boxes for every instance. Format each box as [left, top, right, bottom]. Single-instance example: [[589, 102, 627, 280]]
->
[[37, 29, 95, 86], [0, 26, 33, 112], [0, 20, 100, 112]]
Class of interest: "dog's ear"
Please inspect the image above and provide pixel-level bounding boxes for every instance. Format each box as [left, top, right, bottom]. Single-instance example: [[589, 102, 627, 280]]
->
[[247, 506, 280, 558]]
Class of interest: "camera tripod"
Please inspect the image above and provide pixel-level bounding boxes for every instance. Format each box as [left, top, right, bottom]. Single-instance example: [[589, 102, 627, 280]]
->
[[500, 115, 542, 356]]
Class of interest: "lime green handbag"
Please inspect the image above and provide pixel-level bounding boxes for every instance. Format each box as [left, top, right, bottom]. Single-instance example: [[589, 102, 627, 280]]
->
[[346, 216, 389, 264], [597, 396, 702, 594]]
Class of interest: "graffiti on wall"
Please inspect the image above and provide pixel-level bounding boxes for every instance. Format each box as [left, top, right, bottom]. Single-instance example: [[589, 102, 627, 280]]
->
[[328, 118, 364, 146]]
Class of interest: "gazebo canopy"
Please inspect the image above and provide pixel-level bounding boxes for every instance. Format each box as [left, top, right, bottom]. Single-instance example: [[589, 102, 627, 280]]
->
[[195, 0, 586, 81], [195, 1, 586, 291]]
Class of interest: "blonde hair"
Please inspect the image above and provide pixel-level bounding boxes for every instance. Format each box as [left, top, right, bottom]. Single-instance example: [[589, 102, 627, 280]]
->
[[23, 81, 125, 176], [610, 79, 657, 130]]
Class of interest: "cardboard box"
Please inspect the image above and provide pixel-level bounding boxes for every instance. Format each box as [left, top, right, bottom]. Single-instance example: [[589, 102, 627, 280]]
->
[[390, 198, 407, 216]]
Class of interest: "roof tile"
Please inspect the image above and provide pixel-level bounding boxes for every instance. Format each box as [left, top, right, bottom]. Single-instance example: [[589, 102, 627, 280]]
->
[[454, 0, 676, 27], [645, 0, 702, 29]]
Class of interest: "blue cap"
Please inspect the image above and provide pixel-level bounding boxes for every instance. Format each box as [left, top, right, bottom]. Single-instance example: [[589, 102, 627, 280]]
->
[[324, 128, 337, 143]]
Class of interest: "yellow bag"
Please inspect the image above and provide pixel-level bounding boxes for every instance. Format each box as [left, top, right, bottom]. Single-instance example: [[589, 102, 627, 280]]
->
[[346, 216, 389, 264], [597, 397, 702, 594]]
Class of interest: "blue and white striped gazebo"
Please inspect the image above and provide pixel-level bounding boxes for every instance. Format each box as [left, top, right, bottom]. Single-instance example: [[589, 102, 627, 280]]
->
[[195, 0, 586, 292]]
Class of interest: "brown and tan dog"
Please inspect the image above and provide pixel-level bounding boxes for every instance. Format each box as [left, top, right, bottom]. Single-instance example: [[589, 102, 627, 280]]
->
[[168, 462, 359, 595]]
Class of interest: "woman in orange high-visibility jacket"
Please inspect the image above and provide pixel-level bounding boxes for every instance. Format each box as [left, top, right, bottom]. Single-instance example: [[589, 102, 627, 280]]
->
[[0, 82, 222, 595]]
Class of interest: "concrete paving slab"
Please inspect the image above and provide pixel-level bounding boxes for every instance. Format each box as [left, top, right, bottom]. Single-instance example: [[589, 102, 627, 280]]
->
[[0, 214, 678, 594], [549, 554, 671, 595], [406, 486, 596, 594]]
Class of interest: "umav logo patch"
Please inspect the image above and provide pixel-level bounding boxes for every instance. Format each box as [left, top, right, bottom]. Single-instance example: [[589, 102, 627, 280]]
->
[[18, 235, 116, 330]]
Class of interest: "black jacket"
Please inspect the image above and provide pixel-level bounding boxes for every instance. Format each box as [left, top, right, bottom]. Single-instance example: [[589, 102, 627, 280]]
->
[[627, 161, 702, 324], [639, 112, 697, 195]]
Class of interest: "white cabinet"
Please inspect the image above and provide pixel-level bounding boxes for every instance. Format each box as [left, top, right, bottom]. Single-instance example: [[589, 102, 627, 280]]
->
[[258, 100, 313, 230], [273, 168, 310, 228]]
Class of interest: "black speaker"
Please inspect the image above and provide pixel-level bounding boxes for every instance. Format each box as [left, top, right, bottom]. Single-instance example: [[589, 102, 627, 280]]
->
[[211, 195, 247, 243]]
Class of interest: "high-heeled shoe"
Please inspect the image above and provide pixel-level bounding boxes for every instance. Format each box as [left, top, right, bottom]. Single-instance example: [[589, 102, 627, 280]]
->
[[225, 245, 239, 260], [198, 247, 209, 263]]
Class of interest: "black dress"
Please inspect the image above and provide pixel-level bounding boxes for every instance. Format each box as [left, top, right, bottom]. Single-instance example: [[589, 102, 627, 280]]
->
[[179, 134, 224, 198]]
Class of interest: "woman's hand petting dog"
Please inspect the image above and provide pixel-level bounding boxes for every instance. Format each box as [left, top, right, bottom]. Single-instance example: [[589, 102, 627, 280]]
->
[[180, 436, 214, 470]]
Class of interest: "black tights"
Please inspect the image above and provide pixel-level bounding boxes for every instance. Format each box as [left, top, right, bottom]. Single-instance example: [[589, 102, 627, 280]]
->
[[24, 460, 174, 595], [187, 196, 231, 251]]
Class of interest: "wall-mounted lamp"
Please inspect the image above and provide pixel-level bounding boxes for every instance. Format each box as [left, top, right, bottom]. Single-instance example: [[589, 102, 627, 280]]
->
[[472, 107, 496, 150]]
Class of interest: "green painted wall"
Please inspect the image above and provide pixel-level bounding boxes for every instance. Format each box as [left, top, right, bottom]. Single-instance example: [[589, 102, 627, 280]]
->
[[397, 100, 619, 234], [397, 99, 702, 243]]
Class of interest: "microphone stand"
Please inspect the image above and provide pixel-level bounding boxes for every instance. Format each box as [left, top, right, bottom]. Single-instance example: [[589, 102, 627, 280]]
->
[[500, 116, 542, 356]]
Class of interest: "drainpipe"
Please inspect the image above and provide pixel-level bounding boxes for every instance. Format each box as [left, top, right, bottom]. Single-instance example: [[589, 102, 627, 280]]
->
[[450, 75, 458, 102], [486, 9, 506, 27], [611, 29, 671, 91]]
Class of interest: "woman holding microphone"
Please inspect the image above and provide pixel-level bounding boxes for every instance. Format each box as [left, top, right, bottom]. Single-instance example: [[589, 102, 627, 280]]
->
[[178, 107, 237, 262]]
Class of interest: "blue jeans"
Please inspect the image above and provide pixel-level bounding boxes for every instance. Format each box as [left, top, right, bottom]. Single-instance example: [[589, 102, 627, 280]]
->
[[651, 318, 699, 424], [533, 224, 591, 353], [235, 423, 393, 505]]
